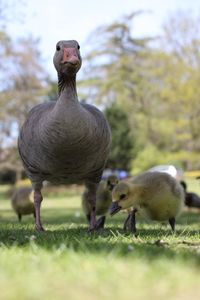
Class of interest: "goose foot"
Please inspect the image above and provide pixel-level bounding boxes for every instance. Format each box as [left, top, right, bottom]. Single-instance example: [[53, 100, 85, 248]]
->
[[35, 225, 45, 232]]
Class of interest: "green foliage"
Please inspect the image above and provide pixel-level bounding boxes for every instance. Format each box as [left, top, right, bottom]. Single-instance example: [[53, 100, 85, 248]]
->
[[105, 103, 133, 171], [79, 11, 153, 109], [132, 147, 200, 174], [1, 7, 200, 175], [80, 11, 200, 172], [46, 80, 58, 101], [132, 144, 164, 173], [0, 2, 48, 175]]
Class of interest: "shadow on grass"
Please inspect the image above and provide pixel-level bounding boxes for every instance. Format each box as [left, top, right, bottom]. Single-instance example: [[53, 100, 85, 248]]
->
[[0, 226, 200, 266], [0, 206, 200, 267]]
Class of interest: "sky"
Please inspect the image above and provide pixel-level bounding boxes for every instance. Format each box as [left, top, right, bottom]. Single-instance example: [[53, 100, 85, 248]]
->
[[5, 0, 200, 78]]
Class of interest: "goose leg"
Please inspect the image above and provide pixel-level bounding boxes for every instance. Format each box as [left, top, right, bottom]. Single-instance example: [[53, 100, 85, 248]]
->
[[34, 189, 45, 231], [169, 217, 175, 232], [85, 182, 98, 231]]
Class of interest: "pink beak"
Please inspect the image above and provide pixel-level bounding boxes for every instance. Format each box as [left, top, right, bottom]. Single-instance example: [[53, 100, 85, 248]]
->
[[61, 47, 79, 65]]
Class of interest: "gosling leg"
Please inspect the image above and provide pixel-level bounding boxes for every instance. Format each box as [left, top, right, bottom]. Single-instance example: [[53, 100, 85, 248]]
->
[[169, 217, 176, 232], [123, 213, 131, 231], [96, 216, 106, 229], [124, 209, 137, 234], [18, 213, 22, 222]]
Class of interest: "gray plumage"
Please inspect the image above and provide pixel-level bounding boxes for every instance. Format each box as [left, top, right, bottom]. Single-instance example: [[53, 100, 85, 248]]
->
[[18, 40, 111, 231], [11, 187, 35, 221], [82, 174, 119, 227]]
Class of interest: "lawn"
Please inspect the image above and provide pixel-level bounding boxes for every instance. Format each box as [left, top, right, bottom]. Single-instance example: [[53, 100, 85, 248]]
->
[[0, 180, 200, 300]]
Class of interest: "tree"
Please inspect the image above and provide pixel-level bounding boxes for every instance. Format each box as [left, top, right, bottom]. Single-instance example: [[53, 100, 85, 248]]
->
[[0, 34, 48, 180], [79, 11, 153, 109], [130, 11, 200, 170], [105, 103, 133, 171], [46, 80, 58, 101], [160, 11, 200, 153], [1, 36, 48, 126], [80, 10, 200, 171]]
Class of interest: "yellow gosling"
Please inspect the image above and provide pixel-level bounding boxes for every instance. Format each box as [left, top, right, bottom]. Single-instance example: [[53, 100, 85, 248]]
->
[[11, 187, 35, 221], [110, 171, 184, 233], [82, 174, 119, 228]]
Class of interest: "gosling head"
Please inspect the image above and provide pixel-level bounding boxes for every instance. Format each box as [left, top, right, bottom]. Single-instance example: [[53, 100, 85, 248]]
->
[[110, 182, 132, 216], [180, 180, 187, 192], [106, 174, 119, 191], [53, 40, 82, 76]]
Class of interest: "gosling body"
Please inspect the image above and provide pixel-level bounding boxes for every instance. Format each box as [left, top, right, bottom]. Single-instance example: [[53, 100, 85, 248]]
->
[[11, 187, 35, 221], [110, 171, 184, 233], [82, 174, 118, 228]]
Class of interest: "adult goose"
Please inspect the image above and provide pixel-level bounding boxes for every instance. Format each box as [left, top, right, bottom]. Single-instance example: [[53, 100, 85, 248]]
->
[[18, 40, 111, 231]]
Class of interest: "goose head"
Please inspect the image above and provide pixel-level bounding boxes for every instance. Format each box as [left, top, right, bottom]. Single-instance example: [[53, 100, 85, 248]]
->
[[53, 40, 82, 76]]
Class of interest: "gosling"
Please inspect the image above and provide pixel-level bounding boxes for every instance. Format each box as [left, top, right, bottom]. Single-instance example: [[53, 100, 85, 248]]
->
[[11, 187, 35, 221], [110, 171, 184, 233], [180, 180, 200, 209], [82, 174, 119, 228]]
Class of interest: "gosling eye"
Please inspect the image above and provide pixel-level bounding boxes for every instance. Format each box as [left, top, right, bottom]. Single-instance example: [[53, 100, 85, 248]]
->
[[120, 194, 126, 200], [77, 44, 80, 50], [56, 45, 61, 51]]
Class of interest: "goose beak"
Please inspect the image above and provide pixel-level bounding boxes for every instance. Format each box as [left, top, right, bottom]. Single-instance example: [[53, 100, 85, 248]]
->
[[61, 47, 80, 66], [110, 202, 122, 216]]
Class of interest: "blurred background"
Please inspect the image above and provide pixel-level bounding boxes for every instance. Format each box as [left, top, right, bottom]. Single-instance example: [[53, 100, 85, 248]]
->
[[0, 0, 200, 184], [1, 2, 200, 299]]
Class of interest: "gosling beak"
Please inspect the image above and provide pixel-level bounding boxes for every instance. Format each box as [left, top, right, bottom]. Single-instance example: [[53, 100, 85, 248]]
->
[[108, 184, 115, 191], [110, 202, 122, 216]]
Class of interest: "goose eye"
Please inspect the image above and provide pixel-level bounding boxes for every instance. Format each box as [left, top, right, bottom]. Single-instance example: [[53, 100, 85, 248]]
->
[[56, 45, 60, 51], [120, 194, 126, 200], [77, 44, 80, 50]]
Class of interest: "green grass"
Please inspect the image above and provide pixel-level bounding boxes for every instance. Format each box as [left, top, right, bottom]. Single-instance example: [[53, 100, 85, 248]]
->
[[0, 180, 200, 300]]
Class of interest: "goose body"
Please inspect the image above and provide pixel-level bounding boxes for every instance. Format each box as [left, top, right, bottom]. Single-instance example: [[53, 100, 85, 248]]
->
[[19, 101, 110, 185], [18, 40, 111, 231]]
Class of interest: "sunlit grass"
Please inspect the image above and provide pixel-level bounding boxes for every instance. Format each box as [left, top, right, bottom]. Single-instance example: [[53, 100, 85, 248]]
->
[[0, 179, 200, 300]]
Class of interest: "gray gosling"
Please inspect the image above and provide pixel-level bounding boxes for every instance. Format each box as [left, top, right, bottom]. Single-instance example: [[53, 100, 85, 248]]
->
[[110, 171, 184, 233], [11, 187, 35, 221], [82, 174, 119, 228]]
